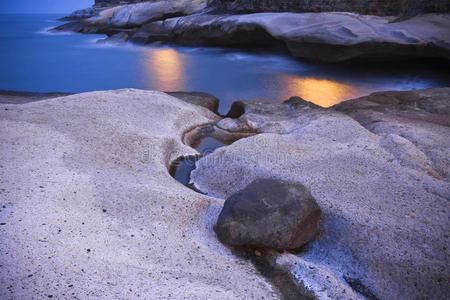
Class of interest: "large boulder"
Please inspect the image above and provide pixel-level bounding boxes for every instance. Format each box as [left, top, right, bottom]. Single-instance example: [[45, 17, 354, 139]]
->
[[216, 179, 322, 250]]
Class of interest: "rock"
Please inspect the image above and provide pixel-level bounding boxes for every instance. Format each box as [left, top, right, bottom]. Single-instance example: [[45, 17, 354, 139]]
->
[[167, 91, 219, 113], [54, 2, 450, 62], [334, 88, 450, 179], [191, 87, 450, 299], [0, 90, 72, 104], [97, 32, 129, 44], [95, 0, 147, 6], [136, 12, 450, 62], [216, 179, 321, 250], [216, 118, 253, 132], [208, 0, 449, 17], [59, 7, 106, 21], [0, 89, 277, 299], [87, 0, 209, 28]]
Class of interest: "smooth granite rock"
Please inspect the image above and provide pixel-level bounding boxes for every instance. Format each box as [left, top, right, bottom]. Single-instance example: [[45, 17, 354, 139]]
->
[[87, 0, 209, 27], [191, 88, 450, 299], [135, 12, 450, 62], [0, 89, 279, 299], [334, 88, 450, 179], [167, 91, 220, 113], [216, 179, 321, 250], [54, 1, 450, 62]]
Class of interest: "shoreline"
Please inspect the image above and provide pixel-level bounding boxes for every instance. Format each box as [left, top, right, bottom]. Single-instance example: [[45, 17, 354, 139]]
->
[[1, 87, 448, 298]]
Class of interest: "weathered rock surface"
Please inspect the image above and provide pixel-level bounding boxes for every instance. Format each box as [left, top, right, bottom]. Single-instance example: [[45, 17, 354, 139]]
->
[[334, 88, 450, 179], [216, 179, 321, 250], [209, 0, 449, 17], [54, 5, 450, 62], [167, 91, 220, 113], [191, 88, 450, 299], [0, 89, 279, 299], [138, 12, 450, 61], [96, 0, 450, 16], [88, 0, 209, 28], [59, 7, 106, 21]]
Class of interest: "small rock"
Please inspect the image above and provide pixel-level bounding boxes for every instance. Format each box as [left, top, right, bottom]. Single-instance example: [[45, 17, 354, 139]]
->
[[216, 179, 321, 250]]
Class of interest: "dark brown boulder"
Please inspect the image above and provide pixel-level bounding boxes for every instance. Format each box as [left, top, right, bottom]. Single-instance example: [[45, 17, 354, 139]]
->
[[216, 179, 321, 250]]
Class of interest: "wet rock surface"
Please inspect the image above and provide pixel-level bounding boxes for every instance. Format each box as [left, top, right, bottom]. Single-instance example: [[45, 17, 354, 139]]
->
[[216, 179, 321, 250], [192, 88, 450, 299]]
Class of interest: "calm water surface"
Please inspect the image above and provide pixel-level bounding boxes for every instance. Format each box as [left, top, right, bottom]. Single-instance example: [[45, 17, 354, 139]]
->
[[1, 14, 449, 114]]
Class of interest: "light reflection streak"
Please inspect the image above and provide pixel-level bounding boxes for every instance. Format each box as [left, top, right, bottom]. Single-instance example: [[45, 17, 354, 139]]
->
[[146, 48, 184, 91], [279, 75, 360, 107]]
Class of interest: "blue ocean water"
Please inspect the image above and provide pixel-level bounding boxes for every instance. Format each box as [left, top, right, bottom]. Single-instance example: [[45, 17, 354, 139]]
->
[[0, 14, 449, 114]]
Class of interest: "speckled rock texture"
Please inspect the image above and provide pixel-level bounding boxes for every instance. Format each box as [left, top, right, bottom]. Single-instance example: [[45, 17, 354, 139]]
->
[[0, 89, 279, 299], [334, 88, 450, 180], [191, 88, 450, 299], [216, 179, 321, 250]]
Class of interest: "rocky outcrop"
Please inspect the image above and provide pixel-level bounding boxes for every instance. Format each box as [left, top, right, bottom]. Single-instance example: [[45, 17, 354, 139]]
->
[[53, 0, 450, 62], [334, 88, 450, 179], [134, 12, 450, 62], [216, 179, 321, 250], [0, 90, 279, 299], [167, 91, 220, 113], [209, 0, 449, 17], [94, 0, 149, 7], [95, 0, 449, 16], [191, 88, 450, 299], [59, 7, 106, 21]]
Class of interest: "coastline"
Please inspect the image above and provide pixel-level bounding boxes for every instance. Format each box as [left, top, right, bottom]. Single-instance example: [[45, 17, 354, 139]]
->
[[1, 87, 449, 299]]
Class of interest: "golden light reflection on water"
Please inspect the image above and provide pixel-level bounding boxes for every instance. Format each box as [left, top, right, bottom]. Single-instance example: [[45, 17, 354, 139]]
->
[[146, 48, 184, 91], [280, 75, 360, 107]]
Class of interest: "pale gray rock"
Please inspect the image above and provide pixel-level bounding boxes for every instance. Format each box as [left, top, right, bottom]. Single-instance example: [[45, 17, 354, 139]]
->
[[88, 0, 209, 27], [0, 90, 278, 299], [138, 12, 450, 62], [167, 91, 219, 113], [334, 88, 450, 179], [54, 3, 450, 62], [191, 88, 450, 299], [59, 7, 106, 21]]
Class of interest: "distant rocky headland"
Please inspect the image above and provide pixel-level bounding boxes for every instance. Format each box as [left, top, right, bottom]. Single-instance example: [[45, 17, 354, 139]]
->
[[52, 0, 450, 62]]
